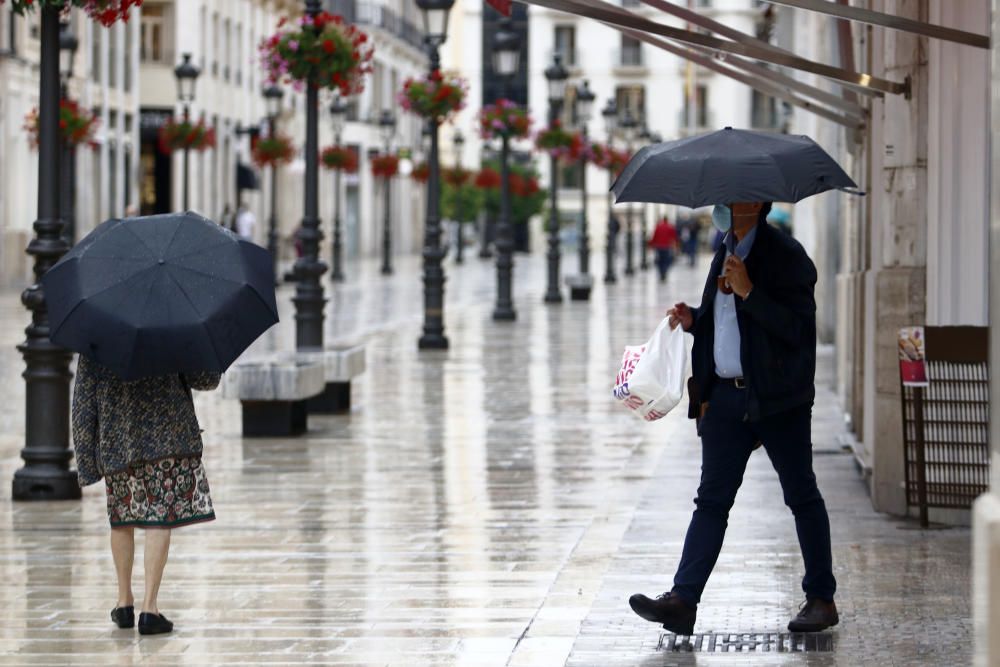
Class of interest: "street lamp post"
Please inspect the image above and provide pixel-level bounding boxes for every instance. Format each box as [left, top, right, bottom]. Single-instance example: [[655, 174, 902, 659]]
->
[[601, 99, 618, 285], [13, 4, 78, 501], [263, 84, 284, 277], [173, 53, 201, 212], [295, 0, 329, 349], [491, 17, 520, 321], [59, 21, 78, 244], [619, 108, 638, 277], [543, 53, 568, 304], [416, 0, 454, 350], [568, 79, 595, 301], [638, 123, 652, 272], [378, 109, 396, 275], [329, 93, 348, 281]]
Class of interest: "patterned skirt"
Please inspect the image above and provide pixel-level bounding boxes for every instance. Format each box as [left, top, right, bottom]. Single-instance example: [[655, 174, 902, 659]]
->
[[106, 456, 216, 528]]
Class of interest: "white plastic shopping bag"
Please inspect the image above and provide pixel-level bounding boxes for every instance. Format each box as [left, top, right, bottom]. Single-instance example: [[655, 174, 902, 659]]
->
[[612, 318, 688, 421]]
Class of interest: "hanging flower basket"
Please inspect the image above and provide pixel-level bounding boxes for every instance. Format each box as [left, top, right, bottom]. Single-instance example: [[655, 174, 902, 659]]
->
[[478, 99, 531, 140], [509, 171, 541, 197], [251, 133, 295, 167], [398, 70, 467, 122], [320, 145, 358, 173], [535, 121, 582, 162], [442, 166, 470, 188], [474, 166, 501, 190], [158, 116, 215, 154], [370, 154, 399, 179], [410, 161, 430, 183], [23, 98, 99, 150], [259, 12, 373, 94], [1, 0, 142, 26], [591, 144, 630, 176]]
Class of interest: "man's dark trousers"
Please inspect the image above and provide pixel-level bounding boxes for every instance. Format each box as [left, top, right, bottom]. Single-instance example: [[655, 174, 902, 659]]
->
[[671, 383, 837, 607]]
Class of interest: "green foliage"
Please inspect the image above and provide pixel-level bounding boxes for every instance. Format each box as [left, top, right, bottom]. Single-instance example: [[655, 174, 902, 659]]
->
[[480, 161, 546, 225], [442, 183, 483, 223]]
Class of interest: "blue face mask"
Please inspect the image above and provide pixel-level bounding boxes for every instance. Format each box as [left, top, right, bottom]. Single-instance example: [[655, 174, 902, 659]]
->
[[712, 204, 732, 233]]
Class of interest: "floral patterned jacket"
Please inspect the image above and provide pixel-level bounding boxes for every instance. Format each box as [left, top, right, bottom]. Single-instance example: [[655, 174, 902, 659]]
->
[[71, 355, 220, 486]]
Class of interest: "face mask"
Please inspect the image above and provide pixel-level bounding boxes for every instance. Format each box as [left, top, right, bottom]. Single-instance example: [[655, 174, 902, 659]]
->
[[712, 204, 732, 233]]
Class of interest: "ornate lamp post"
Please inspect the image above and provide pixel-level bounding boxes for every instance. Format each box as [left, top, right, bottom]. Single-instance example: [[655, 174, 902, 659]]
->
[[294, 0, 329, 349], [619, 107, 638, 277], [543, 53, 569, 304], [415, 0, 455, 350], [638, 123, 652, 271], [14, 4, 78, 500], [491, 17, 520, 321], [452, 128, 465, 264], [173, 53, 201, 211], [329, 93, 349, 281], [263, 84, 284, 275], [568, 79, 595, 301], [601, 98, 618, 285], [59, 21, 78, 245], [378, 109, 396, 275]]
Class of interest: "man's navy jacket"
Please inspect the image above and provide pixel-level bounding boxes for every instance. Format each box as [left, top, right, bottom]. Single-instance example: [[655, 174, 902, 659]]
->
[[687, 221, 818, 422]]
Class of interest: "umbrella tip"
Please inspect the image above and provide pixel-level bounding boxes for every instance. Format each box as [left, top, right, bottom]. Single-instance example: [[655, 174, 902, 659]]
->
[[725, 126, 733, 130]]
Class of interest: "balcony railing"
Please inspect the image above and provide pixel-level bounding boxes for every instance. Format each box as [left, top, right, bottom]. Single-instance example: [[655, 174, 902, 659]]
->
[[327, 0, 424, 51]]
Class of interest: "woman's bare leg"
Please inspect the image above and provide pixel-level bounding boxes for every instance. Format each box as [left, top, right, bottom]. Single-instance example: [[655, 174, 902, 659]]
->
[[141, 529, 171, 614], [110, 527, 135, 608]]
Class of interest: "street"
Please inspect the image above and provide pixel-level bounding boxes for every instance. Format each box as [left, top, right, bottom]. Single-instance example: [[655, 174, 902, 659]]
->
[[0, 253, 973, 666]]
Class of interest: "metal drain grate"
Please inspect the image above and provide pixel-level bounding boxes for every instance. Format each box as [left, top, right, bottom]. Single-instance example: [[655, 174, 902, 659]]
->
[[658, 632, 834, 653]]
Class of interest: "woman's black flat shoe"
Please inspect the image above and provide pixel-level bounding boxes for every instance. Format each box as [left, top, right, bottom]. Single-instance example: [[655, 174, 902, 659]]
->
[[111, 606, 134, 629], [137, 612, 173, 635]]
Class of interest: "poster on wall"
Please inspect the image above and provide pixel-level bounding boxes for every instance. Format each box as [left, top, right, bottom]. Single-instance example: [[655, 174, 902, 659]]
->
[[898, 326, 929, 387]]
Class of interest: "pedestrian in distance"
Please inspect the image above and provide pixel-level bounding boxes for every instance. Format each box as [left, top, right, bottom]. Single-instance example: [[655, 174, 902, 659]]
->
[[629, 201, 839, 636], [235, 203, 256, 242], [648, 216, 678, 282], [678, 215, 699, 267], [72, 359, 221, 636]]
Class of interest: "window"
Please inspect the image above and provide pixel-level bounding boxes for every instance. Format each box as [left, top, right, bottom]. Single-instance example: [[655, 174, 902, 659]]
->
[[620, 35, 642, 66], [124, 21, 133, 91], [554, 25, 576, 67], [682, 83, 709, 128], [140, 3, 167, 62], [200, 5, 207, 69], [235, 23, 243, 86], [108, 24, 118, 88], [223, 19, 231, 81], [211, 13, 219, 76], [91, 24, 101, 83], [752, 89, 779, 129], [614, 85, 646, 123]]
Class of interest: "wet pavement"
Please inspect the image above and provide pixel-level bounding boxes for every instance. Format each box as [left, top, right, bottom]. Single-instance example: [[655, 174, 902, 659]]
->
[[0, 249, 972, 666]]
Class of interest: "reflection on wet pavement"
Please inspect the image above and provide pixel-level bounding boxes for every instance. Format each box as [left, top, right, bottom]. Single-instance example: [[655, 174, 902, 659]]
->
[[0, 253, 971, 666]]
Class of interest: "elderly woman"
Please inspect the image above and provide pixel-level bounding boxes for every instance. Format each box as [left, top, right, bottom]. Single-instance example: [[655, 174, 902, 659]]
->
[[72, 356, 220, 636]]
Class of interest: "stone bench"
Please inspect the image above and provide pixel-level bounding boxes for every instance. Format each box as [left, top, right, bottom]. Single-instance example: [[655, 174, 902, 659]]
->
[[271, 344, 366, 415], [222, 356, 325, 437], [565, 273, 594, 301]]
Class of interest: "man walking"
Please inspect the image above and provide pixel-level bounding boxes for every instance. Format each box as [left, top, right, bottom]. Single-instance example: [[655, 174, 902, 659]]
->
[[629, 201, 838, 635]]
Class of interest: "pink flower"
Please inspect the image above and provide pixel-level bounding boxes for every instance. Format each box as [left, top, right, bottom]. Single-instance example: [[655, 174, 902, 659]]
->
[[288, 39, 299, 51]]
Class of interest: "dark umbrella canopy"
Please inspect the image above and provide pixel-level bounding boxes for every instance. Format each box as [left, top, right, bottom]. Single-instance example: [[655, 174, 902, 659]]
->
[[611, 127, 859, 208], [43, 211, 278, 381]]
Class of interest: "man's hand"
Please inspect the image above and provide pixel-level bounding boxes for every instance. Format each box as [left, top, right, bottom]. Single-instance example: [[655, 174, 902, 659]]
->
[[667, 302, 694, 331], [723, 256, 754, 299]]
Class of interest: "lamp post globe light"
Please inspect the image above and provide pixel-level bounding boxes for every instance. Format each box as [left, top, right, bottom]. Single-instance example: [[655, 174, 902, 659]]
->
[[378, 109, 396, 275], [543, 52, 568, 305], [173, 52, 201, 211], [415, 0, 455, 350], [329, 92, 349, 281], [59, 20, 78, 246], [294, 0, 329, 350], [491, 16, 520, 322], [263, 84, 284, 275], [601, 98, 618, 285], [638, 123, 652, 272], [619, 107, 638, 277], [14, 4, 78, 501], [567, 78, 595, 301], [452, 128, 466, 264]]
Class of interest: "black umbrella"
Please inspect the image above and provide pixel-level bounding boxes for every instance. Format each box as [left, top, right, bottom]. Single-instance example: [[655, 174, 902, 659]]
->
[[612, 127, 860, 208], [42, 211, 278, 381]]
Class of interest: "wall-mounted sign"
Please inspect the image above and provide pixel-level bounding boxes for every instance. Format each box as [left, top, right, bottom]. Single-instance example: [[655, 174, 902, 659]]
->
[[898, 326, 928, 387]]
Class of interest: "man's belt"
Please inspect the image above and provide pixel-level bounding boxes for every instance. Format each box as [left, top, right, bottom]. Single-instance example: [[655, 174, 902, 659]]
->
[[715, 375, 747, 389]]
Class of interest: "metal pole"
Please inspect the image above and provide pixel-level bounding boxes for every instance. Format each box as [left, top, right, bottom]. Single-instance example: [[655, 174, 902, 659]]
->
[[182, 104, 190, 211], [544, 104, 563, 303], [603, 168, 617, 284], [13, 5, 79, 501], [381, 172, 393, 274], [331, 128, 345, 281], [640, 203, 649, 270], [493, 131, 515, 320], [418, 41, 448, 349], [294, 0, 328, 349], [267, 116, 279, 278], [579, 125, 590, 276]]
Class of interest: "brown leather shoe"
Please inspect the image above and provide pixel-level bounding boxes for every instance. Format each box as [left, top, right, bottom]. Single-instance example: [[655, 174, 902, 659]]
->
[[788, 598, 839, 632], [628, 592, 696, 635]]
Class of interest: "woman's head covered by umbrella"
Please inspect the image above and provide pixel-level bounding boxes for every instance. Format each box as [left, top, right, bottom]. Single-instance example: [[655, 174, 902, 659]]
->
[[712, 202, 772, 237]]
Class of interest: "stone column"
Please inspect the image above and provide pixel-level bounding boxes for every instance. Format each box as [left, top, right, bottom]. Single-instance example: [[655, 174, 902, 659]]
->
[[972, 4, 1000, 663]]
